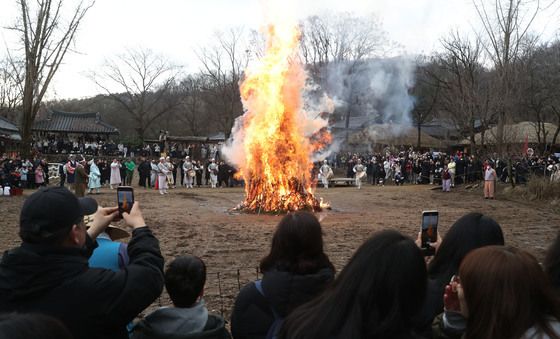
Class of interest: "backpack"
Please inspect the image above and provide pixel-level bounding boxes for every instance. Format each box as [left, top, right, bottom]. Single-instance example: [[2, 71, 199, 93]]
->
[[254, 280, 284, 339]]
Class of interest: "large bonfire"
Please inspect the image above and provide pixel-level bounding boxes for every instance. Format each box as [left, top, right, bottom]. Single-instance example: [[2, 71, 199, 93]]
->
[[232, 23, 330, 213]]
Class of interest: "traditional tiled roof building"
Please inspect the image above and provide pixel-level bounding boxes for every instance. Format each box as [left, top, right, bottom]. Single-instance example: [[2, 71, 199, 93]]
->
[[33, 110, 119, 135]]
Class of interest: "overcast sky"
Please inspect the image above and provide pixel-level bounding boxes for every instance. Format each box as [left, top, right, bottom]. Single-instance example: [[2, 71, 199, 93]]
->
[[0, 0, 558, 100]]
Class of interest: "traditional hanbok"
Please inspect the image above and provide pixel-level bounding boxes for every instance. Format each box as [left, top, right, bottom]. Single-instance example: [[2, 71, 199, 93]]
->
[[157, 161, 169, 194], [207, 162, 219, 188], [88, 160, 101, 193], [110, 161, 122, 188]]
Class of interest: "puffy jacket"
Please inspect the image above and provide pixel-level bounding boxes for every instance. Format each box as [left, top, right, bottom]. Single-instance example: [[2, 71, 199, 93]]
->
[[231, 267, 334, 339], [0, 227, 164, 339]]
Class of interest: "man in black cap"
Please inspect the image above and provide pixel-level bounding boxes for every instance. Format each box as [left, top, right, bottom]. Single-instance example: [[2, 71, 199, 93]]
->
[[0, 187, 164, 339]]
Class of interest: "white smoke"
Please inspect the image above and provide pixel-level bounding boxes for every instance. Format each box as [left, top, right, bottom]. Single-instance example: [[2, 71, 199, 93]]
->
[[323, 56, 416, 141]]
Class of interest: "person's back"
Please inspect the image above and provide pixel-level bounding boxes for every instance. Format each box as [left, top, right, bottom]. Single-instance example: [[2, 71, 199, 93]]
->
[[413, 213, 505, 338], [0, 187, 164, 339], [132, 255, 230, 339], [231, 211, 335, 339], [279, 230, 427, 339], [0, 312, 73, 339]]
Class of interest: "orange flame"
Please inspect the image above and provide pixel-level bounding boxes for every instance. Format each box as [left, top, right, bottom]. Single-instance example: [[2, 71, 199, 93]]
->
[[236, 23, 326, 213]]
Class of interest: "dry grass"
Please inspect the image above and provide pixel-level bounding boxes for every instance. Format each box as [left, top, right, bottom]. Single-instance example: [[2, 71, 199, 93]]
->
[[502, 177, 560, 213]]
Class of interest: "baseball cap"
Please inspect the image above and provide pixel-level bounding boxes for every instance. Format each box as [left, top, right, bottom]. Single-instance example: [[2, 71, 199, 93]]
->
[[20, 187, 98, 242]]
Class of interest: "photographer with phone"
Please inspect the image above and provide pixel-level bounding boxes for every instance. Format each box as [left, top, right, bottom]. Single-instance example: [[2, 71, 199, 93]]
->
[[433, 246, 560, 339], [0, 187, 164, 339], [413, 213, 504, 338]]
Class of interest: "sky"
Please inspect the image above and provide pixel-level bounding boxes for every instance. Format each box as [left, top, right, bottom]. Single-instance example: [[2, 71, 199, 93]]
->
[[0, 0, 558, 100]]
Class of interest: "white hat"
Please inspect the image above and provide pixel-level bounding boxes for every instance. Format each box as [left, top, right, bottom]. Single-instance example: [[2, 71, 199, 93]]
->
[[159, 157, 165, 161]]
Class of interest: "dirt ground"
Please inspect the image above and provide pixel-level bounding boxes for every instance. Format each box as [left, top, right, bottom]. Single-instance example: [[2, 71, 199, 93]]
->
[[1, 182, 559, 320]]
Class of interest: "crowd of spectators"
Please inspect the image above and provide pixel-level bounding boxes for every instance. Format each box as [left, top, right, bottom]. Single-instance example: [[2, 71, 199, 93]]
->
[[31, 134, 134, 157], [323, 149, 560, 186], [1, 189, 560, 339], [28, 135, 223, 163]]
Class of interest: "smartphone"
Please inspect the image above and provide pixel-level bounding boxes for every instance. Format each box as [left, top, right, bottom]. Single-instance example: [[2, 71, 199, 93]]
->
[[421, 210, 439, 255], [117, 186, 134, 217]]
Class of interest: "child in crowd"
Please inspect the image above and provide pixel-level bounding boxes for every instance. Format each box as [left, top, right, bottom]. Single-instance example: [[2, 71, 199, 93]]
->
[[19, 166, 28, 189], [131, 255, 230, 339]]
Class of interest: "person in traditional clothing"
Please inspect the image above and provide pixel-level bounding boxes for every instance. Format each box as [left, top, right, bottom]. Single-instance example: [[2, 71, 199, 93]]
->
[[319, 160, 332, 189], [353, 159, 366, 189], [65, 155, 77, 190], [110, 159, 122, 189], [150, 159, 158, 188], [74, 159, 89, 197], [207, 159, 219, 188], [484, 162, 497, 199], [165, 156, 175, 189], [157, 157, 169, 195], [182, 156, 194, 189], [88, 159, 102, 194]]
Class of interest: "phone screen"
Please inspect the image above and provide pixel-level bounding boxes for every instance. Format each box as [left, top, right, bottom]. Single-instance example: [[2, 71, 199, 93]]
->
[[117, 187, 134, 216], [421, 211, 439, 249]]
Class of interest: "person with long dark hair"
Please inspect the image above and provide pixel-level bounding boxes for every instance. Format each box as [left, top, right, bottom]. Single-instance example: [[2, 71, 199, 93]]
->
[[435, 246, 560, 339], [279, 230, 427, 339], [414, 213, 504, 337], [231, 211, 334, 339], [545, 232, 560, 293]]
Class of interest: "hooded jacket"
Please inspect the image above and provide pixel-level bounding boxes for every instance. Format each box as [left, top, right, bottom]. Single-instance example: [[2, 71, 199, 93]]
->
[[230, 267, 334, 339], [131, 301, 231, 339], [0, 227, 164, 339]]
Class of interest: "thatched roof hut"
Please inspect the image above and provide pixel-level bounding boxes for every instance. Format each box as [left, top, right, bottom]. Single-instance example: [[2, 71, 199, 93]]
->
[[459, 121, 559, 145], [349, 124, 444, 149]]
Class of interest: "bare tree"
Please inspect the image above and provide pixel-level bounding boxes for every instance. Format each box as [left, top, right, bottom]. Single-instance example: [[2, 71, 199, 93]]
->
[[299, 12, 389, 140], [0, 57, 22, 120], [196, 28, 248, 138], [91, 48, 181, 142], [473, 0, 545, 151], [177, 74, 207, 136], [519, 39, 560, 151], [300, 12, 388, 70], [429, 32, 495, 151], [412, 56, 440, 148], [6, 0, 94, 155]]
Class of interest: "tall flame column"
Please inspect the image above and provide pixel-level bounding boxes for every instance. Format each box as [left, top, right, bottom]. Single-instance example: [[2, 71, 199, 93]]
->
[[238, 24, 320, 213]]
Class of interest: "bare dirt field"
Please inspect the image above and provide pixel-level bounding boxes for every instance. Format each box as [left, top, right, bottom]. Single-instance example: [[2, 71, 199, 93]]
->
[[1, 183, 559, 320]]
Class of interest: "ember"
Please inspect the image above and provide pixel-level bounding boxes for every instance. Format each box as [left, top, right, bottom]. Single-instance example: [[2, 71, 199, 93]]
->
[[232, 23, 329, 213]]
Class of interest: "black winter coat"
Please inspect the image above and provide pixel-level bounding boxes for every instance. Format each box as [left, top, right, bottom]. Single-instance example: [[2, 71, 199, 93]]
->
[[413, 278, 447, 339], [0, 227, 164, 339], [230, 267, 334, 339]]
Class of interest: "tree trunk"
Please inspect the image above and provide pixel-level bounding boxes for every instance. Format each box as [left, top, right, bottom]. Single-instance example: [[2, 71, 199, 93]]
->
[[417, 123, 422, 149], [507, 157, 515, 188]]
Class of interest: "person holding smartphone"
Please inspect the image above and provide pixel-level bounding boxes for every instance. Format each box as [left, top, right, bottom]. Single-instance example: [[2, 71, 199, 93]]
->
[[0, 187, 164, 339], [433, 246, 560, 339], [413, 213, 504, 338]]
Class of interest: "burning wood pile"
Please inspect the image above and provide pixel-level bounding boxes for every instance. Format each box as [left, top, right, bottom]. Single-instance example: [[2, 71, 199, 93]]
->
[[229, 24, 330, 214]]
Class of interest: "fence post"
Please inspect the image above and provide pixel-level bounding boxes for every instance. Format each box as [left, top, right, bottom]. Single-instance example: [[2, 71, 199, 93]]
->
[[237, 269, 241, 290], [217, 272, 224, 317]]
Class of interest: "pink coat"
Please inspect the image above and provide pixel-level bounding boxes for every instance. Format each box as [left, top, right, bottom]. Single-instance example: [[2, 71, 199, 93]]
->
[[35, 168, 44, 184]]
